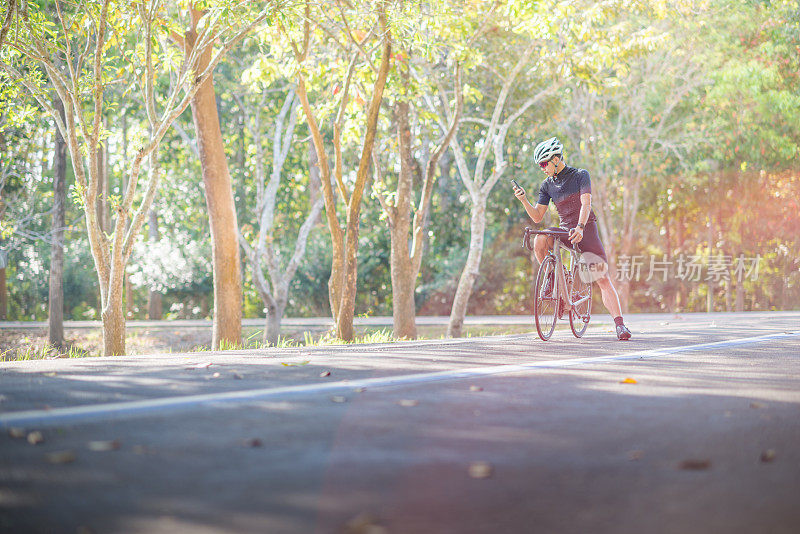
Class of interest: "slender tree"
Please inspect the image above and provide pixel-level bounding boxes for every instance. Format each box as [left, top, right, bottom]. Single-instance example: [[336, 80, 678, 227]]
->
[[0, 0, 281, 354], [281, 0, 392, 341]]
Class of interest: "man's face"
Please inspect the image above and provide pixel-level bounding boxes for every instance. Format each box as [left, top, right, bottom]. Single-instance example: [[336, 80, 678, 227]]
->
[[540, 155, 560, 178]]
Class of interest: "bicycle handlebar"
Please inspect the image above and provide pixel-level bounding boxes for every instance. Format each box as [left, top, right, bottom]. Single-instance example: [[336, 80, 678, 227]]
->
[[522, 227, 581, 253]]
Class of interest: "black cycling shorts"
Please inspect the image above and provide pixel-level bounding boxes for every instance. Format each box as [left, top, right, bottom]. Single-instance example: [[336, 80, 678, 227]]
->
[[546, 221, 608, 264]]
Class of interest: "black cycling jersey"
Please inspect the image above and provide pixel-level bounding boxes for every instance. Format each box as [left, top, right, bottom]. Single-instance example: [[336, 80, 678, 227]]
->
[[536, 165, 597, 229]]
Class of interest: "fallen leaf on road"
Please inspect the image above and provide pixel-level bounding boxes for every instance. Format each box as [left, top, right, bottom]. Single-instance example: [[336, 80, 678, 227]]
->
[[8, 428, 26, 439], [27, 431, 44, 445], [470, 385, 484, 392], [750, 402, 766, 409], [628, 450, 644, 461], [320, 371, 331, 377], [354, 387, 366, 393], [241, 438, 263, 448], [232, 372, 243, 380], [343, 512, 387, 534], [45, 450, 76, 464], [760, 449, 777, 463], [331, 396, 347, 403], [620, 378, 638, 384], [398, 399, 419, 407], [678, 459, 711, 470], [468, 461, 493, 479], [88, 440, 121, 452]]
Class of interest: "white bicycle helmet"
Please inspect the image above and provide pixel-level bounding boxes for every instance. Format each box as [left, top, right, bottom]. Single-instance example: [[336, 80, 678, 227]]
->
[[533, 137, 563, 164]]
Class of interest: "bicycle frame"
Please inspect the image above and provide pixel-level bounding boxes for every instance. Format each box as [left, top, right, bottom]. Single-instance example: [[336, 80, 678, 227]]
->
[[551, 239, 590, 319], [523, 227, 591, 320]]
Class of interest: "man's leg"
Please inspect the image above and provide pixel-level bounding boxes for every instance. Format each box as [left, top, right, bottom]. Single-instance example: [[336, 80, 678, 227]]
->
[[533, 235, 556, 299], [533, 234, 553, 264], [595, 272, 631, 340]]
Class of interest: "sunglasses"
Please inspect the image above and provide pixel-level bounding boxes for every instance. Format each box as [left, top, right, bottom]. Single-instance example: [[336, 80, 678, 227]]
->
[[539, 159, 552, 169]]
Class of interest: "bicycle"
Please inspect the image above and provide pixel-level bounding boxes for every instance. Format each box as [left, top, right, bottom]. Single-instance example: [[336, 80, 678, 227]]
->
[[522, 227, 592, 341]]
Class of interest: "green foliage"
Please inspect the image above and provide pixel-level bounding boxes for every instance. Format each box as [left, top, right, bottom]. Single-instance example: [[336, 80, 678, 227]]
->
[[3, 0, 800, 339]]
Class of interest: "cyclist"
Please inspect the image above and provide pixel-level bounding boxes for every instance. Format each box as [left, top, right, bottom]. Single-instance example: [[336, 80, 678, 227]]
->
[[513, 136, 632, 341]]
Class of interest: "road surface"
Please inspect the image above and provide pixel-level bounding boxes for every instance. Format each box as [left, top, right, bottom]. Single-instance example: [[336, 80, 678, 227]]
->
[[1, 312, 799, 533]]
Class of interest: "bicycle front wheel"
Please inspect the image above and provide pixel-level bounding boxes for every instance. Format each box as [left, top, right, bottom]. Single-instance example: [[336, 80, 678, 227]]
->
[[534, 255, 558, 341]]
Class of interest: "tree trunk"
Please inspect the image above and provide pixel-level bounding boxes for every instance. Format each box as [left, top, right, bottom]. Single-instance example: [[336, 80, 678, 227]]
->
[[48, 97, 67, 348], [0, 267, 6, 320], [186, 22, 242, 349], [146, 209, 163, 319], [447, 199, 486, 337], [390, 99, 417, 339], [391, 252, 417, 338], [101, 285, 126, 356], [334, 14, 391, 342], [263, 300, 283, 346]]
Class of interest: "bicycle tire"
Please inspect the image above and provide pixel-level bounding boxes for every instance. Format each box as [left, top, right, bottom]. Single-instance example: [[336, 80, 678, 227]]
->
[[534, 255, 558, 341], [569, 263, 592, 338]]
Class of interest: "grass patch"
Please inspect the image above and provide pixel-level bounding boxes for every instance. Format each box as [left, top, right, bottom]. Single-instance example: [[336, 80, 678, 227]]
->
[[1, 323, 538, 361]]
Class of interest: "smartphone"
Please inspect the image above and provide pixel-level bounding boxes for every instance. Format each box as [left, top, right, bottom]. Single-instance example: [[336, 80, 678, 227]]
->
[[510, 179, 521, 190]]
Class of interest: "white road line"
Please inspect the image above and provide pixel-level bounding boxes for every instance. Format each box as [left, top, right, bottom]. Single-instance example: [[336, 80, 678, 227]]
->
[[1, 331, 797, 429]]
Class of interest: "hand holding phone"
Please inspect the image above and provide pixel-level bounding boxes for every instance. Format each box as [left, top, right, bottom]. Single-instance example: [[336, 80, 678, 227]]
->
[[511, 179, 525, 199]]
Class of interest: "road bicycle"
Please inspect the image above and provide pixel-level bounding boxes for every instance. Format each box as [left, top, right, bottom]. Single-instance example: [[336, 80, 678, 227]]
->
[[522, 227, 592, 341]]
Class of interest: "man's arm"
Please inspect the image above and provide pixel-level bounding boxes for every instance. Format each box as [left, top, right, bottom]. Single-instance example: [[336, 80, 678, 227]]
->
[[577, 193, 591, 226], [514, 186, 548, 223], [569, 193, 592, 243]]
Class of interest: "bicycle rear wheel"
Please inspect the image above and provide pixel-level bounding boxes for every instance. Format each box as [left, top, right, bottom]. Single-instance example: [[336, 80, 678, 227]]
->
[[569, 264, 592, 338], [534, 255, 558, 341]]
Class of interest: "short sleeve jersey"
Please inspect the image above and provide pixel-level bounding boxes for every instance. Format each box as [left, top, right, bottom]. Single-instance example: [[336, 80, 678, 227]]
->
[[536, 165, 597, 228]]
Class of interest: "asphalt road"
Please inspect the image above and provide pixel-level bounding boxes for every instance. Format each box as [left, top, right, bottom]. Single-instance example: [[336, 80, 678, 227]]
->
[[1, 312, 799, 534]]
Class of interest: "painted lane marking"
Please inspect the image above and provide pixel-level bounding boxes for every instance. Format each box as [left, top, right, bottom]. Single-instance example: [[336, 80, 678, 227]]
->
[[1, 331, 797, 429]]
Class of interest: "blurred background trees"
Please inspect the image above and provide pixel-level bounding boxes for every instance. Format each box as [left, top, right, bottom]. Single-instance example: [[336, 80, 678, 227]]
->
[[1, 0, 798, 344]]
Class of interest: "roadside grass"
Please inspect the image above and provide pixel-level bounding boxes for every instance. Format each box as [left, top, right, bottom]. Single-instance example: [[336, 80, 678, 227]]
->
[[1, 342, 96, 361], [1, 323, 536, 361]]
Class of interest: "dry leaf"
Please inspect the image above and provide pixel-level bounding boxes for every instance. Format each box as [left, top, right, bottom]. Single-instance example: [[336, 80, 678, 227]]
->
[[760, 449, 776, 463], [331, 396, 347, 403], [398, 399, 419, 407], [470, 385, 484, 392], [628, 450, 644, 461], [678, 459, 711, 470], [45, 450, 76, 464], [620, 378, 638, 384], [8, 428, 26, 439], [750, 402, 766, 409], [186, 362, 212, 370], [320, 371, 331, 377], [232, 372, 243, 380], [27, 431, 44, 445], [88, 440, 121, 452], [468, 461, 493, 479], [242, 438, 263, 448], [343, 512, 387, 534]]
